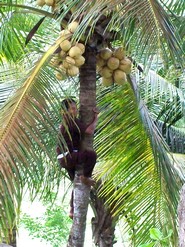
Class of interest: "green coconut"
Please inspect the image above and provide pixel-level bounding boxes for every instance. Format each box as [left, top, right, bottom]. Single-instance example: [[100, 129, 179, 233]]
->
[[60, 40, 72, 52], [113, 47, 126, 60], [74, 56, 85, 67], [101, 66, 113, 78], [102, 77, 114, 87], [45, 0, 54, 6], [113, 69, 127, 85], [68, 46, 82, 58], [119, 58, 132, 74], [99, 48, 112, 60], [67, 21, 79, 33], [67, 65, 79, 76], [36, 0, 45, 6], [107, 57, 120, 70]]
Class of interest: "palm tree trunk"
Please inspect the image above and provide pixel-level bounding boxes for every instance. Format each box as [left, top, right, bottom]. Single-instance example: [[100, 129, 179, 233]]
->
[[9, 227, 16, 247], [67, 45, 97, 247], [90, 184, 118, 247], [178, 184, 185, 247], [1, 226, 16, 247], [67, 175, 91, 247]]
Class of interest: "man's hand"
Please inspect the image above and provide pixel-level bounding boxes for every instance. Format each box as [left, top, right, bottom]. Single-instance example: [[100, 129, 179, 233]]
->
[[85, 107, 99, 135]]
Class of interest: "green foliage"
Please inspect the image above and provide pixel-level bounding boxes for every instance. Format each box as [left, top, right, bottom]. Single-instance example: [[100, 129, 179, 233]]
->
[[139, 228, 173, 247], [20, 202, 71, 247]]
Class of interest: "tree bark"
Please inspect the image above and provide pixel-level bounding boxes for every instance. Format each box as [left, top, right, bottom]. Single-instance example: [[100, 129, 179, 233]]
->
[[90, 184, 118, 247], [2, 226, 16, 247], [8, 227, 16, 247], [67, 175, 91, 247], [178, 184, 185, 247], [67, 45, 97, 247]]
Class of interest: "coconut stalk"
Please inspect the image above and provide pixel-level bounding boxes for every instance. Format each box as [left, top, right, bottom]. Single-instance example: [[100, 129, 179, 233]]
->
[[67, 45, 97, 247]]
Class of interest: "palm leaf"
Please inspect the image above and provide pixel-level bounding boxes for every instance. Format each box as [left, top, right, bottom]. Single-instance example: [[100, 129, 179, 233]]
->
[[136, 68, 185, 123], [134, 67, 185, 152], [0, 35, 72, 238], [25, 16, 46, 46], [94, 83, 183, 245], [0, 3, 56, 63]]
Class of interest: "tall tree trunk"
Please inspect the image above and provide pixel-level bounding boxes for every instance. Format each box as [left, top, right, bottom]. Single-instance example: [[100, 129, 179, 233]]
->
[[2, 226, 16, 247], [178, 184, 185, 247], [8, 227, 16, 247], [67, 45, 96, 247], [90, 184, 118, 247]]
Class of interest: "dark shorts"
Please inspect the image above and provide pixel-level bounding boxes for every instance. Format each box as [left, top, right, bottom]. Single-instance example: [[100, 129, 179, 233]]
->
[[58, 150, 97, 180]]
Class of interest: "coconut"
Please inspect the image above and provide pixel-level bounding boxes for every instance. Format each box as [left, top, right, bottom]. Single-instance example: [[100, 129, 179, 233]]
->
[[36, 0, 45, 6], [50, 57, 60, 66], [74, 56, 85, 67], [65, 56, 75, 66], [102, 77, 113, 87], [55, 71, 66, 80], [69, 46, 82, 58], [60, 40, 72, 52], [97, 56, 106, 68], [68, 21, 79, 33], [63, 60, 73, 69], [101, 66, 113, 78], [119, 58, 132, 74], [59, 64, 67, 73], [59, 29, 71, 38], [45, 0, 54, 6], [107, 57, 120, 70], [67, 65, 79, 76], [59, 50, 67, 59], [99, 48, 112, 60], [75, 43, 85, 54], [113, 70, 127, 85], [113, 47, 125, 60]]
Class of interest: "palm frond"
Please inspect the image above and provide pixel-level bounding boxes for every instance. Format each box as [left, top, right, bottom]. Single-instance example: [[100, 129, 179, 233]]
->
[[0, 3, 57, 63], [163, 0, 185, 16], [135, 67, 185, 124], [94, 84, 183, 246], [157, 122, 185, 154], [0, 35, 73, 238]]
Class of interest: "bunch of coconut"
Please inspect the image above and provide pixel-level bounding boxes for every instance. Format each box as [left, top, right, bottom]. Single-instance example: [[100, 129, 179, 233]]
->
[[96, 47, 132, 87], [50, 21, 86, 80]]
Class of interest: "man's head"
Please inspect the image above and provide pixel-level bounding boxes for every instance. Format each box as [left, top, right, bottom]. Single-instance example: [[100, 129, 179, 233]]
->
[[61, 98, 78, 118]]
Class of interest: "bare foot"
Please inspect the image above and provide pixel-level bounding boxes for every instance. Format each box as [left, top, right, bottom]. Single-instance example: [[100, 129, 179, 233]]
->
[[69, 206, 73, 220], [80, 175, 96, 187]]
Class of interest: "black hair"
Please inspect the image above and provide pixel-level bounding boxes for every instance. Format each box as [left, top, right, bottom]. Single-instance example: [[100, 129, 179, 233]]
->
[[61, 98, 76, 110]]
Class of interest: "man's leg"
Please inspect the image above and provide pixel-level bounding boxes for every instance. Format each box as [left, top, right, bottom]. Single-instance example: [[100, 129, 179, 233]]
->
[[58, 153, 78, 219], [78, 150, 97, 186], [69, 190, 74, 219]]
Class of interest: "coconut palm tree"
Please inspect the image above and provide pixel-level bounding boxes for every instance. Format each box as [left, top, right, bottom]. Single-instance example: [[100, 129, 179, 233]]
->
[[0, 0, 185, 246]]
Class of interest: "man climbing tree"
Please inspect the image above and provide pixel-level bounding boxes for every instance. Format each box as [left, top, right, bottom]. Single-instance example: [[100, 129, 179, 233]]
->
[[56, 98, 99, 219]]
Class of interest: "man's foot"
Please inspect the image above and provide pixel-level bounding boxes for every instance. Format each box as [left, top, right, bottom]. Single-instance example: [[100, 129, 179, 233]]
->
[[80, 175, 96, 187], [69, 206, 73, 220]]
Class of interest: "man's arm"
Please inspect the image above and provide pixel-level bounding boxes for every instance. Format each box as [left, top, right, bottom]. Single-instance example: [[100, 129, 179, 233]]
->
[[85, 107, 99, 135]]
